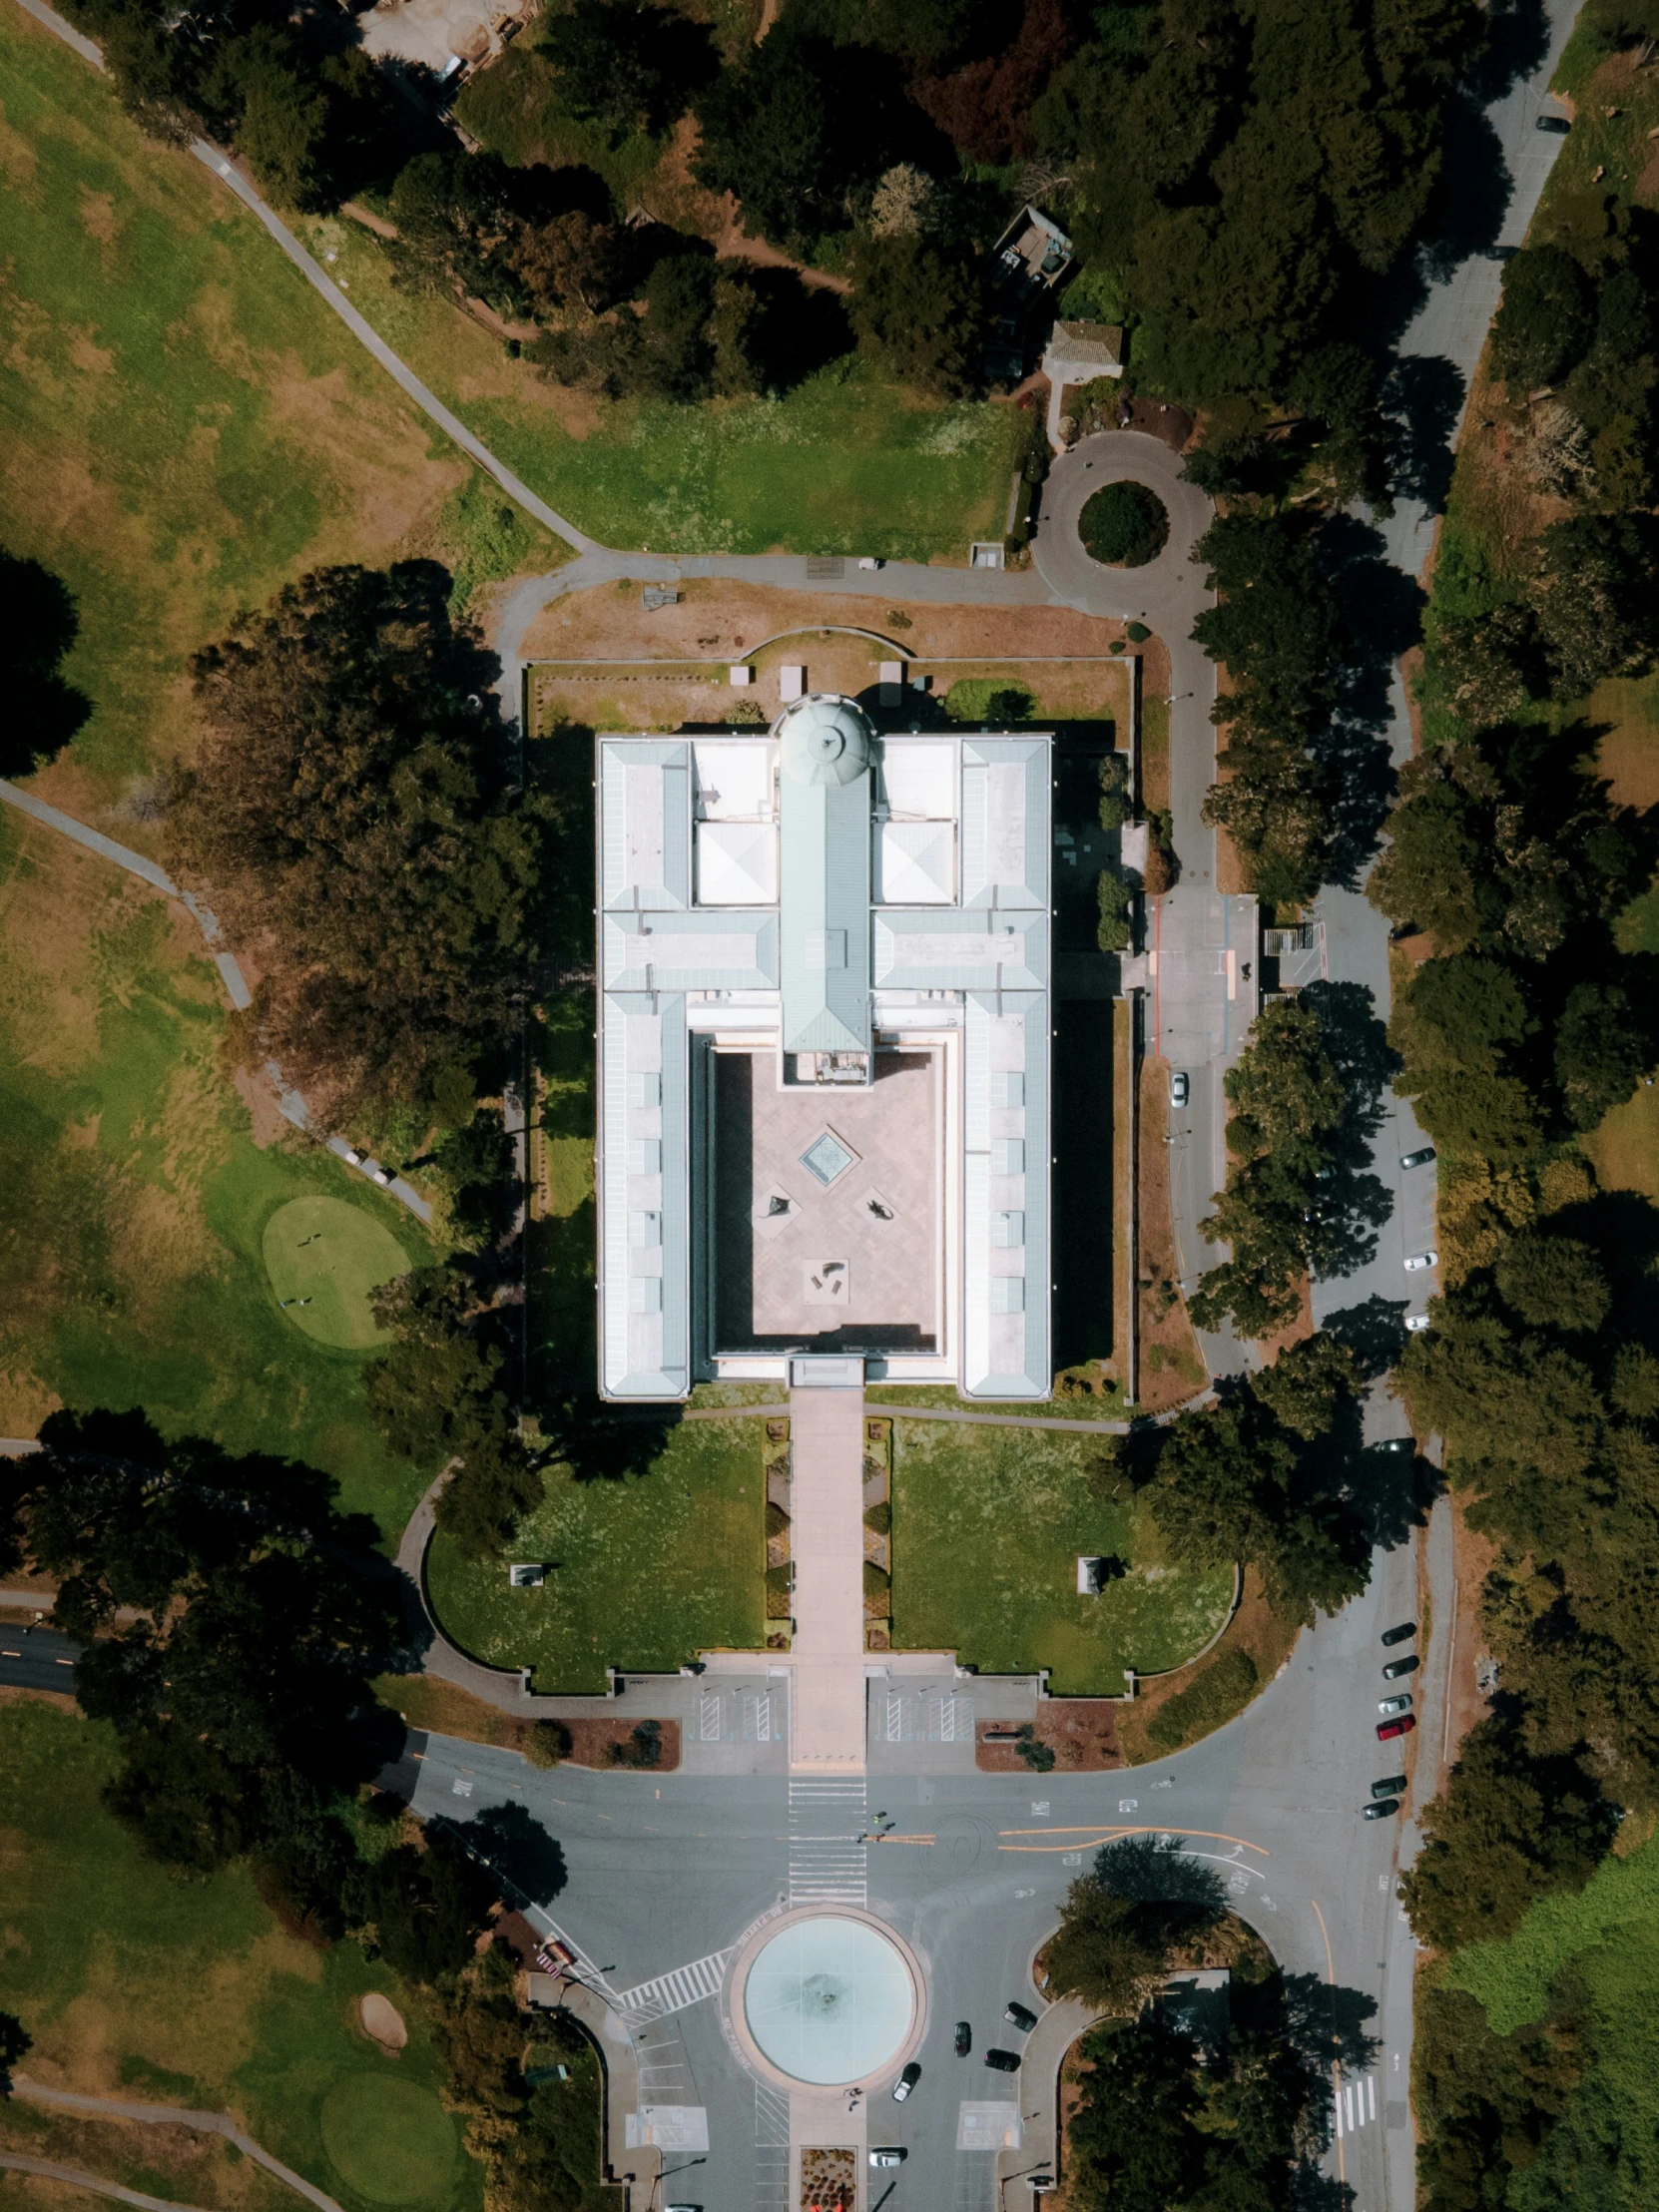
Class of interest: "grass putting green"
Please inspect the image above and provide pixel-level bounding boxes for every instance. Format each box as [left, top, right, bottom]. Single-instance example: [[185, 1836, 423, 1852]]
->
[[889, 1421, 1234, 1693], [263, 1196, 410, 1351], [319, 2074, 456, 2204]]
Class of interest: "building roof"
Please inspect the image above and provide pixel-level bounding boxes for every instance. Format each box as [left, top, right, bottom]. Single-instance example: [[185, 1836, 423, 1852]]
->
[[1048, 319, 1125, 369], [777, 696, 874, 1056]]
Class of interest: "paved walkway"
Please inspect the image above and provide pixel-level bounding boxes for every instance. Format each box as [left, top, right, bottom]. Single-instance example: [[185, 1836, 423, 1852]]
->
[[0, 2151, 213, 2212], [783, 1382, 868, 1774], [11, 2078, 346, 2212]]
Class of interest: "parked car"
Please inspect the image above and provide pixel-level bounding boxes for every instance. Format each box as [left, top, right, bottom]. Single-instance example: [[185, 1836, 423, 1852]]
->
[[954, 2021, 972, 2056], [1378, 1715, 1415, 1741], [1379, 1693, 1414, 1717], [1378, 1436, 1413, 1454], [892, 2062, 920, 2102], [1399, 1146, 1436, 1169], [1405, 1314, 1432, 1334], [1382, 1655, 1420, 1680], [1381, 1622, 1416, 1646], [1170, 1070, 1190, 1108], [1404, 1251, 1438, 1271], [869, 2149, 906, 2168], [1536, 113, 1571, 133], [1004, 2001, 1038, 2032], [1364, 1798, 1401, 1820], [985, 2047, 1021, 2072], [1480, 247, 1517, 262], [1373, 1774, 1407, 1798]]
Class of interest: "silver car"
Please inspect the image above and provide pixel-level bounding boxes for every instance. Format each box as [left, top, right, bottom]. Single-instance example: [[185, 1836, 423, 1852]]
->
[[1170, 1070, 1189, 1108], [1379, 1693, 1414, 1717], [1403, 1251, 1438, 1272]]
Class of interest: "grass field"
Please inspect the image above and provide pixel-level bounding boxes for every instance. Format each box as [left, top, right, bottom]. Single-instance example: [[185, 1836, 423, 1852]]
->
[[0, 1700, 483, 2212], [0, 815, 430, 1537], [425, 1419, 766, 1692], [0, 3, 560, 811], [295, 212, 1025, 560], [263, 1196, 410, 1353], [889, 1422, 1234, 1693]]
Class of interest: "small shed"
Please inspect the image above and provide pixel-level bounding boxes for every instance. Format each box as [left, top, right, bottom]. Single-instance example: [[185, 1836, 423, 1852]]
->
[[1042, 320, 1126, 449]]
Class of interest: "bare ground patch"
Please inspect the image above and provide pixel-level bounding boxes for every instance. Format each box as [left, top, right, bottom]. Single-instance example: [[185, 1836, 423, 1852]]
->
[[1135, 1053, 1208, 1413]]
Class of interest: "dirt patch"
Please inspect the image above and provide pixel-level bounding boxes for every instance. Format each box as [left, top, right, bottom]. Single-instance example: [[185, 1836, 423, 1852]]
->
[[1424, 1493, 1500, 1798], [358, 1992, 407, 2051], [1135, 1054, 1208, 1413], [230, 1063, 287, 1149], [977, 1701, 1122, 1772], [0, 1683, 75, 1713]]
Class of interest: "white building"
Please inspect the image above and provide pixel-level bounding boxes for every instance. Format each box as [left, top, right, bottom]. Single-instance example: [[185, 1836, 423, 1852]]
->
[[595, 695, 1054, 1400]]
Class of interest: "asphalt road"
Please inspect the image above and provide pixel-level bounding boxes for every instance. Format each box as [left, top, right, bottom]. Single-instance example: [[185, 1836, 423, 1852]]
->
[[0, 1622, 81, 1693], [409, 1529, 1424, 2212]]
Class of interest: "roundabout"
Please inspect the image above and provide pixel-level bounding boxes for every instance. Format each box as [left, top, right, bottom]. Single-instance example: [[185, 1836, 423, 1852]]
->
[[735, 1911, 921, 2088]]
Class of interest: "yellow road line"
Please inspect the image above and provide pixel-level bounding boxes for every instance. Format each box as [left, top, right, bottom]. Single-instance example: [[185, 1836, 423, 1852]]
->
[[997, 1824, 1269, 1856]]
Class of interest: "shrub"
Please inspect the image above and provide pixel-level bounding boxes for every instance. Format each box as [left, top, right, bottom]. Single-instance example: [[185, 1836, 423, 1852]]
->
[[1145, 1648, 1259, 1752], [766, 1561, 793, 1619], [1097, 866, 1133, 952], [523, 1721, 571, 1769], [765, 1500, 791, 1539], [863, 1498, 891, 1535], [1079, 482, 1170, 568], [1015, 1724, 1056, 1773], [1125, 620, 1151, 643], [607, 1720, 663, 1770]]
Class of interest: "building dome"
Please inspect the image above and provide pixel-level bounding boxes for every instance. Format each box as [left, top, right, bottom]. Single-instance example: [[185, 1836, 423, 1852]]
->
[[778, 694, 873, 787]]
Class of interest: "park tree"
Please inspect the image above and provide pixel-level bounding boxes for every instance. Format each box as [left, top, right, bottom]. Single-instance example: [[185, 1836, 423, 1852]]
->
[[846, 234, 987, 395], [539, 0, 714, 137], [0, 2011, 30, 2094], [14, 1408, 400, 1882], [1490, 246, 1596, 390], [0, 548, 90, 777], [346, 1829, 498, 1983], [1529, 512, 1659, 697], [1430, 604, 1543, 730], [1493, 1234, 1611, 1335], [368, 1264, 544, 1558], [1401, 1719, 1615, 1951], [171, 563, 547, 1123], [1067, 2015, 1208, 2207], [387, 153, 523, 307], [692, 22, 893, 256], [1045, 1838, 1224, 2014], [1554, 978, 1656, 1128], [509, 211, 632, 319]]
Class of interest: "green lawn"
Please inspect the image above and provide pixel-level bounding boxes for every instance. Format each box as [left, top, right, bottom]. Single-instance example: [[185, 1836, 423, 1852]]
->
[[297, 212, 1026, 560], [263, 1195, 411, 1353], [0, 1702, 484, 2212], [0, 814, 431, 1538], [0, 3, 559, 806], [425, 1419, 767, 1692], [890, 1421, 1234, 1693]]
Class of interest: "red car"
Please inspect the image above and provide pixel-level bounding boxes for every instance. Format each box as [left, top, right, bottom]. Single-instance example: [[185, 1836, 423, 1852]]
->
[[1377, 1715, 1415, 1742]]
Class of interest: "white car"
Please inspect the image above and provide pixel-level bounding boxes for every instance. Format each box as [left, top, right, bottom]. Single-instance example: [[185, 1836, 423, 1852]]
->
[[1403, 1252, 1438, 1272], [1379, 1693, 1414, 1717], [1170, 1070, 1190, 1108], [869, 2148, 907, 2168], [1405, 1314, 1431, 1334]]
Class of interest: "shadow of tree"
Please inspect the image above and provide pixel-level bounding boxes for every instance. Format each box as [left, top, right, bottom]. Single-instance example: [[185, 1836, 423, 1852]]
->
[[1311, 521, 1426, 886], [1, 550, 92, 778], [1278, 1970, 1382, 2075], [1323, 1295, 1410, 1382], [458, 1800, 568, 1909], [1383, 353, 1467, 513]]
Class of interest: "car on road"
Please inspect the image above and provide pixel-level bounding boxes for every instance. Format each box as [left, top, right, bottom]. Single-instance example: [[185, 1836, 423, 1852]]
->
[[1536, 113, 1570, 132], [1381, 1621, 1416, 1646], [1170, 1070, 1190, 1108], [1479, 247, 1517, 262], [1379, 1693, 1414, 1717], [1004, 2001, 1038, 2032], [869, 2149, 906, 2167], [954, 2021, 972, 2055], [1399, 1146, 1436, 1169], [1364, 1798, 1401, 1820], [985, 2048, 1021, 2072], [1404, 1251, 1438, 1271], [1383, 1655, 1420, 1680], [1405, 1314, 1432, 1334], [1377, 1436, 1413, 1454], [892, 2062, 920, 2102], [1374, 1774, 1407, 1798], [1378, 1715, 1415, 1741]]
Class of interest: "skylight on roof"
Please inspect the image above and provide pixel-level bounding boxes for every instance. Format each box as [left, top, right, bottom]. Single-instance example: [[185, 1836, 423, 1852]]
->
[[800, 1129, 857, 1187]]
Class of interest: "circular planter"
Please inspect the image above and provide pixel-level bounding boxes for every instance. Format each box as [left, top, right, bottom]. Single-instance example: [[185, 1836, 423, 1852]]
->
[[1079, 481, 1170, 569]]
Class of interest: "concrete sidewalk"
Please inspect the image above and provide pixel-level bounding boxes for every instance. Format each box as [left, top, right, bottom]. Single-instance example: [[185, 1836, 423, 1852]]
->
[[786, 1383, 868, 1774]]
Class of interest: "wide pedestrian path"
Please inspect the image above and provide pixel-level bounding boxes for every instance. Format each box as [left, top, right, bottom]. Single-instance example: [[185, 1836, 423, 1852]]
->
[[785, 1381, 868, 1774]]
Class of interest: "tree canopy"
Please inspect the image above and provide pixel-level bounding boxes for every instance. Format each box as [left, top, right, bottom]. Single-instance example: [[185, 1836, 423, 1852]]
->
[[170, 563, 548, 1124]]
